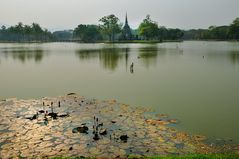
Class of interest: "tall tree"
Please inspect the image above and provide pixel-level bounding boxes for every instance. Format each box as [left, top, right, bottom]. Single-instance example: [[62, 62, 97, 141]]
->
[[73, 25, 102, 42], [99, 14, 122, 41], [229, 17, 239, 40], [138, 15, 159, 40]]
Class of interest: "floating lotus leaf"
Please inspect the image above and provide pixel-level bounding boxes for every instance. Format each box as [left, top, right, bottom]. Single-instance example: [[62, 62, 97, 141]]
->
[[168, 119, 178, 124], [73, 144, 86, 151], [107, 99, 117, 105], [156, 114, 168, 118], [97, 138, 111, 145], [148, 131, 159, 138], [46, 150, 58, 157], [1, 143, 13, 150], [55, 144, 66, 150], [174, 132, 189, 142], [20, 149, 31, 157], [42, 135, 52, 141], [89, 147, 102, 155], [146, 119, 170, 125], [108, 146, 120, 154], [41, 147, 53, 154], [64, 139, 77, 144], [158, 136, 166, 143], [40, 142, 54, 148], [192, 135, 207, 141], [118, 149, 126, 156], [0, 125, 7, 131]]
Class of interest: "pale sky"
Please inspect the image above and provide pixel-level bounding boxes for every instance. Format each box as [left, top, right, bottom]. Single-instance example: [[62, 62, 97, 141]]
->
[[0, 0, 239, 31]]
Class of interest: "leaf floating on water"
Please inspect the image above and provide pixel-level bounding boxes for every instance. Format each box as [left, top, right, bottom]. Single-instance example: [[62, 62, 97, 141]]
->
[[111, 120, 116, 124], [156, 114, 168, 118], [72, 126, 89, 134], [89, 147, 101, 155], [146, 119, 170, 125], [72, 127, 79, 133], [67, 93, 76, 96], [168, 119, 178, 124], [120, 135, 129, 143], [99, 128, 107, 135], [97, 138, 111, 145], [192, 135, 207, 141]]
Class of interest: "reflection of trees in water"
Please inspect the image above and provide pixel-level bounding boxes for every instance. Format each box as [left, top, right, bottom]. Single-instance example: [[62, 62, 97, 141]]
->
[[76, 46, 165, 70], [76, 47, 128, 71], [206, 50, 239, 65], [229, 52, 239, 64], [1, 48, 45, 63], [138, 46, 160, 68], [75, 49, 99, 60], [99, 48, 124, 70]]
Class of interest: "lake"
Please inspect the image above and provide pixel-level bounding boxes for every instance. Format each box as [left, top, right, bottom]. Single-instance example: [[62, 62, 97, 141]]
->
[[0, 41, 239, 143]]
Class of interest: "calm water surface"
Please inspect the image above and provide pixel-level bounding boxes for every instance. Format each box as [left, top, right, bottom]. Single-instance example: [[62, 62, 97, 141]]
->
[[0, 41, 239, 142]]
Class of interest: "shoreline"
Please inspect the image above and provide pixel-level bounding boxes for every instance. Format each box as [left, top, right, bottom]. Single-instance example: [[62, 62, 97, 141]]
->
[[0, 40, 239, 44], [0, 94, 238, 158], [0, 40, 180, 44]]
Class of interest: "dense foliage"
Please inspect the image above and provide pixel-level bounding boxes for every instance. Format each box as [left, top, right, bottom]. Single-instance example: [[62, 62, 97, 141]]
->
[[98, 14, 122, 41], [183, 17, 239, 40], [0, 22, 53, 42], [73, 25, 102, 42], [138, 15, 160, 40], [53, 30, 73, 41], [137, 15, 184, 41]]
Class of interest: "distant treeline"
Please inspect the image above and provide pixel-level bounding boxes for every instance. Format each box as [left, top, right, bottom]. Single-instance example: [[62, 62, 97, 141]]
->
[[0, 23, 53, 42], [0, 15, 239, 42], [183, 18, 239, 40]]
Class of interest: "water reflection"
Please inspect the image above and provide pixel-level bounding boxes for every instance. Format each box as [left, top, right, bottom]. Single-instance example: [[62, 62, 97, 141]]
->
[[75, 46, 165, 71], [229, 51, 239, 64], [76, 47, 127, 71], [75, 49, 99, 61], [206, 50, 239, 65], [138, 46, 160, 68], [0, 47, 46, 63], [99, 48, 124, 70]]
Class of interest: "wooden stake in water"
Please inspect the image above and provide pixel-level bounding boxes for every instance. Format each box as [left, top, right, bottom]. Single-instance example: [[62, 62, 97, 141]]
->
[[51, 102, 53, 113]]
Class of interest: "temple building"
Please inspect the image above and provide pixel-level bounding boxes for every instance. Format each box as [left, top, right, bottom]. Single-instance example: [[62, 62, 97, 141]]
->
[[122, 13, 132, 40]]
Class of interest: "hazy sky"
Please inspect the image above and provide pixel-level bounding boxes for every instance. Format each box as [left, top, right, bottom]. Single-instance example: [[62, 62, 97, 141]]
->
[[0, 0, 239, 31]]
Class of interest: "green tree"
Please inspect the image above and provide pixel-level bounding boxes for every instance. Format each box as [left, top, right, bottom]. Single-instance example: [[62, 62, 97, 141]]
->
[[0, 22, 52, 42], [73, 25, 102, 42], [99, 14, 122, 41], [1, 25, 6, 31], [138, 15, 159, 40], [167, 28, 184, 40], [158, 26, 168, 40], [229, 17, 239, 40]]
